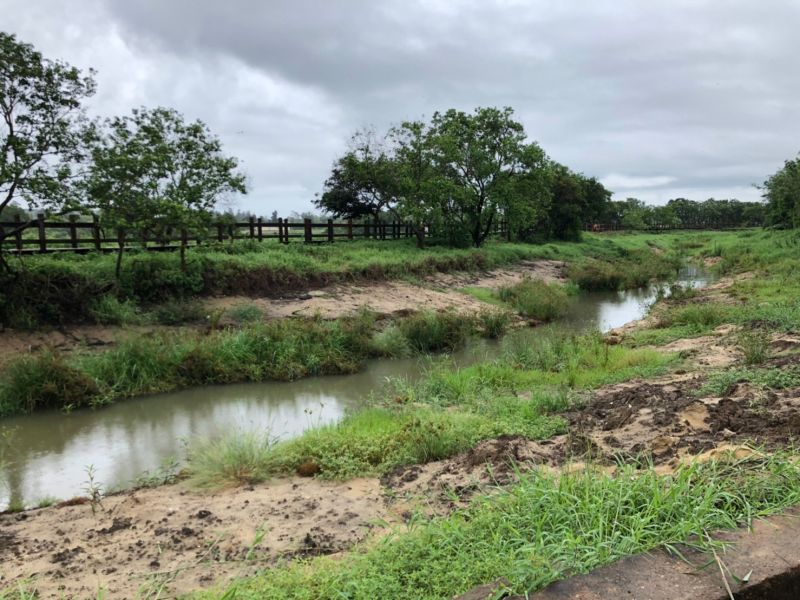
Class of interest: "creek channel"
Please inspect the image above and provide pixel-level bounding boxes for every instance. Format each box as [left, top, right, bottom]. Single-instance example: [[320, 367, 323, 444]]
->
[[0, 266, 712, 509]]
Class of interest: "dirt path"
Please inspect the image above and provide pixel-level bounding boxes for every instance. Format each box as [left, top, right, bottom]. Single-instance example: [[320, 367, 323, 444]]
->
[[0, 260, 566, 366]]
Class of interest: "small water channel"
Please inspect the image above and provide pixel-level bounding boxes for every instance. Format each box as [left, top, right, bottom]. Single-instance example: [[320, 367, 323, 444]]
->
[[0, 266, 712, 508]]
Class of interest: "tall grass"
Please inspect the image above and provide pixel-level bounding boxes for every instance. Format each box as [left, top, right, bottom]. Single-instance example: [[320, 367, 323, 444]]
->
[[497, 279, 572, 321], [200, 454, 800, 600], [187, 430, 278, 488], [0, 309, 500, 416]]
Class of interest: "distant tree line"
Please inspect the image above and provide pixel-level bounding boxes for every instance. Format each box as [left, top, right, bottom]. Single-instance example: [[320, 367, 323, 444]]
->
[[314, 107, 612, 247], [601, 198, 766, 231]]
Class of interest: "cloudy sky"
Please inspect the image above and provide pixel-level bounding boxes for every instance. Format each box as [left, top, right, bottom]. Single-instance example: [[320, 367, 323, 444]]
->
[[4, 0, 799, 214]]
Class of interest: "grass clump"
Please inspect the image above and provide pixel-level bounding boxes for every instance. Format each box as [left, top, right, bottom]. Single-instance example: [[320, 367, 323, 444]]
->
[[398, 310, 474, 353], [369, 325, 413, 358], [187, 430, 277, 488], [475, 308, 512, 338], [0, 352, 101, 415], [88, 295, 143, 325], [202, 454, 800, 600], [150, 298, 207, 325], [226, 303, 264, 324], [497, 279, 572, 321]]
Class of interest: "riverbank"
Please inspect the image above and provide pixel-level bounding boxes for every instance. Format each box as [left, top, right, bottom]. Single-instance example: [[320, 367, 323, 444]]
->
[[3, 229, 800, 598]]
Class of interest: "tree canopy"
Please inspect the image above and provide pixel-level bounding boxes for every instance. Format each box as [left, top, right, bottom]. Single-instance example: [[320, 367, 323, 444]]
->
[[316, 106, 610, 246]]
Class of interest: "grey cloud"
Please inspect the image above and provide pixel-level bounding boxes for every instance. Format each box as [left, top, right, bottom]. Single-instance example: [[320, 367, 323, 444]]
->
[[5, 0, 800, 212]]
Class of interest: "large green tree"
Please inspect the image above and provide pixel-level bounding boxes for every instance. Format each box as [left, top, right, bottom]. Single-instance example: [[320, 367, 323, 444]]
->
[[762, 155, 800, 229], [86, 107, 247, 275], [0, 32, 96, 262]]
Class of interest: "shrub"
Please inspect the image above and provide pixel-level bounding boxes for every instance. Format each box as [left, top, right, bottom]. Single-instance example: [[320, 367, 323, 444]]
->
[[150, 298, 207, 325]]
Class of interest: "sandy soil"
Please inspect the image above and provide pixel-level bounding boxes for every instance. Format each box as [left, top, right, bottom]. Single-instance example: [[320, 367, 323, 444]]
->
[[207, 259, 566, 320]]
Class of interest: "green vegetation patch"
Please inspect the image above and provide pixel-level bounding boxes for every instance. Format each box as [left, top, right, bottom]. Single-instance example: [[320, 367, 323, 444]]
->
[[198, 454, 800, 600]]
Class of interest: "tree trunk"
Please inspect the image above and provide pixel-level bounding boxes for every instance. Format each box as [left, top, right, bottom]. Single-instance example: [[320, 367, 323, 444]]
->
[[115, 231, 126, 279], [180, 241, 187, 272]]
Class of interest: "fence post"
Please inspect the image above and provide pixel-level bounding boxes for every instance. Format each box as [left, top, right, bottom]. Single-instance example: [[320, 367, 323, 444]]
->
[[13, 214, 23, 252], [304, 218, 312, 243], [364, 220, 370, 239], [277, 218, 284, 243], [257, 217, 263, 242], [68, 214, 79, 249], [249, 216, 255, 239], [347, 219, 353, 240], [36, 213, 46, 253], [380, 221, 386, 240], [91, 214, 102, 251], [217, 223, 224, 242], [327, 218, 334, 242]]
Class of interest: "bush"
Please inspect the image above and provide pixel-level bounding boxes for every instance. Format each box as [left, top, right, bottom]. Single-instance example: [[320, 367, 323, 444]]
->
[[498, 279, 571, 321], [150, 298, 207, 325]]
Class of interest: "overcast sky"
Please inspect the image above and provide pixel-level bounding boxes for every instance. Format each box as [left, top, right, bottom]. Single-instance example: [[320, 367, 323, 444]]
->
[[4, 0, 799, 214]]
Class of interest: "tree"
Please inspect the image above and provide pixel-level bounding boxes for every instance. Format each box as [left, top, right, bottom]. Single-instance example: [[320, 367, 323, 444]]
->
[[762, 155, 800, 229], [86, 107, 246, 276], [0, 32, 96, 265], [428, 107, 532, 247]]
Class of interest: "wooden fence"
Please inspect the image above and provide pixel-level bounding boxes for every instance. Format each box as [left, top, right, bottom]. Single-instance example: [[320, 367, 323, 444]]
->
[[0, 214, 431, 255]]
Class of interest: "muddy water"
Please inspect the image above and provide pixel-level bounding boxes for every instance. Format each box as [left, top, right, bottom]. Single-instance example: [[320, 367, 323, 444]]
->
[[0, 266, 711, 508]]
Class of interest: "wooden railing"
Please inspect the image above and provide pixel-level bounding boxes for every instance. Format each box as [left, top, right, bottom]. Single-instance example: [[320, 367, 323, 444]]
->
[[0, 214, 428, 255]]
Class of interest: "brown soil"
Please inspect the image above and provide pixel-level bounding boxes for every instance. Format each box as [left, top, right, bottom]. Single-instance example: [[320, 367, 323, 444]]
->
[[0, 477, 388, 598], [207, 259, 565, 321]]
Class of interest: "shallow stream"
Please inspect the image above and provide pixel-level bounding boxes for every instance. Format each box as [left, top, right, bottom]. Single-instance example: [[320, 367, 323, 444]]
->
[[0, 266, 712, 508]]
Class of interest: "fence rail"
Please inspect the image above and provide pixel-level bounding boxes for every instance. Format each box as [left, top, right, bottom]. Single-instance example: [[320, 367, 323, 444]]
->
[[0, 214, 437, 255]]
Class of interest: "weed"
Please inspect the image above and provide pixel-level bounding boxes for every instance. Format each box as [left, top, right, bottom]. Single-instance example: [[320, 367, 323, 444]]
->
[[369, 325, 412, 358], [475, 309, 512, 339], [35, 496, 58, 509], [5, 500, 25, 513], [187, 430, 278, 488], [398, 310, 474, 353], [737, 327, 771, 365], [83, 464, 103, 515], [150, 298, 206, 325], [0, 352, 101, 415]]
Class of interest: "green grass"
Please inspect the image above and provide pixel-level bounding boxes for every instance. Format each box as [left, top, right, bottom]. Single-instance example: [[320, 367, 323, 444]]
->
[[497, 279, 573, 321], [698, 365, 800, 397], [187, 430, 278, 488], [181, 327, 672, 483], [0, 309, 499, 416], [196, 453, 800, 600]]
